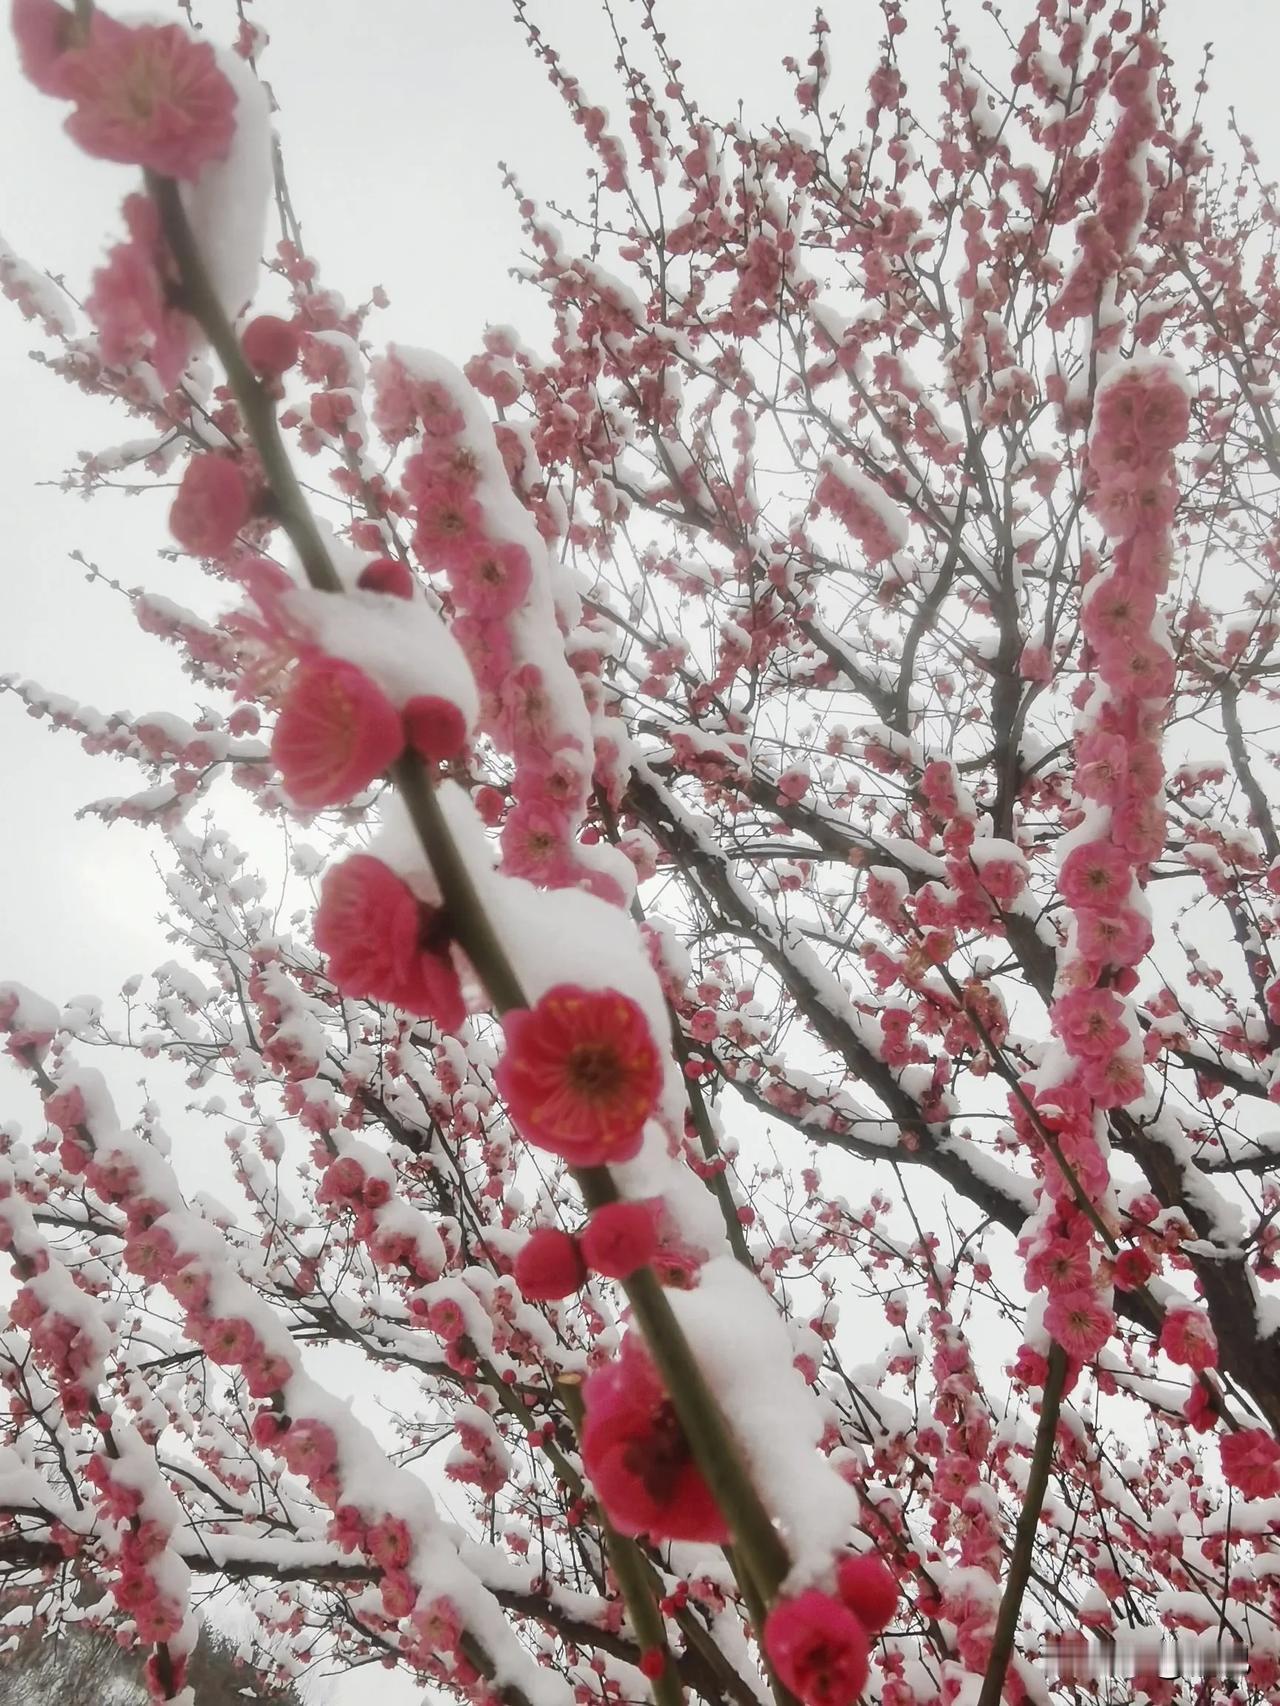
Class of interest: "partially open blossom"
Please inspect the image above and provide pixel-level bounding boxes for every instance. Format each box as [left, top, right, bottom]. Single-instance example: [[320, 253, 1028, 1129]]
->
[[580, 1200, 659, 1279], [372, 354, 466, 443], [580, 1334, 726, 1543], [1113, 1247, 1155, 1291], [272, 657, 403, 808], [453, 613, 513, 692], [513, 1227, 585, 1301], [763, 1590, 871, 1706], [169, 455, 251, 557], [12, 0, 83, 97], [496, 984, 662, 1165], [87, 192, 191, 387], [278, 1417, 339, 1482], [61, 15, 237, 180], [314, 854, 464, 1028], [1075, 731, 1129, 804]]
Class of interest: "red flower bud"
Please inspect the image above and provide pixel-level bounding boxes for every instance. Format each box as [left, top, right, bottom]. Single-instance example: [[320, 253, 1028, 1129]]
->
[[580, 1200, 658, 1280], [513, 1227, 586, 1301], [242, 314, 301, 377], [358, 557, 416, 598], [835, 1553, 899, 1634]]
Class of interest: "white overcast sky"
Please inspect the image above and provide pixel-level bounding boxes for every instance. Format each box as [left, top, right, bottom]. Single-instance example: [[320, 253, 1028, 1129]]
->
[[2, 4, 1279, 1702]]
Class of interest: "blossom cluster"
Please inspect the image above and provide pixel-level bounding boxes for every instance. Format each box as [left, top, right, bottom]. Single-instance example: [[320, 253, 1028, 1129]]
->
[[374, 348, 626, 904], [8, 1043, 555, 1700], [1049, 38, 1159, 330], [1017, 357, 1190, 1376]]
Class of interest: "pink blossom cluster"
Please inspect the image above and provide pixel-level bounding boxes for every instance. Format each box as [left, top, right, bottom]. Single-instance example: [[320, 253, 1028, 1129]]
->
[[814, 459, 906, 567], [1017, 356, 1189, 1372], [906, 1316, 1005, 1668], [15, 1, 245, 391], [374, 349, 625, 904], [0, 1152, 195, 1693], [9, 1049, 537, 1696], [1050, 41, 1159, 329]]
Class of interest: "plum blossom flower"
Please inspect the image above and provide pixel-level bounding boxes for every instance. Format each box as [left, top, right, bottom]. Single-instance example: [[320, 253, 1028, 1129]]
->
[[497, 984, 662, 1165], [1081, 573, 1157, 652], [763, 1590, 871, 1706], [413, 479, 483, 567], [357, 557, 416, 599], [368, 1515, 412, 1571], [371, 354, 466, 443], [1024, 1236, 1095, 1296], [202, 1314, 257, 1364], [169, 454, 251, 556], [1080, 1049, 1147, 1110], [1159, 1305, 1218, 1373], [1102, 635, 1175, 701], [61, 15, 237, 179], [1076, 905, 1153, 970], [271, 657, 404, 808], [1113, 797, 1166, 864], [500, 799, 575, 885], [498, 664, 557, 760], [87, 192, 191, 387], [12, 0, 85, 98], [1075, 731, 1129, 804], [1041, 1121, 1111, 1202], [313, 854, 464, 1029], [452, 537, 532, 619], [1220, 1428, 1280, 1499], [1090, 468, 1176, 539], [974, 856, 1026, 909], [1059, 841, 1134, 912], [1051, 988, 1130, 1058], [278, 1417, 339, 1481], [580, 1334, 726, 1543], [452, 613, 513, 692], [244, 1351, 291, 1399], [1044, 1288, 1114, 1359], [1091, 365, 1190, 471], [1113, 1247, 1155, 1291]]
